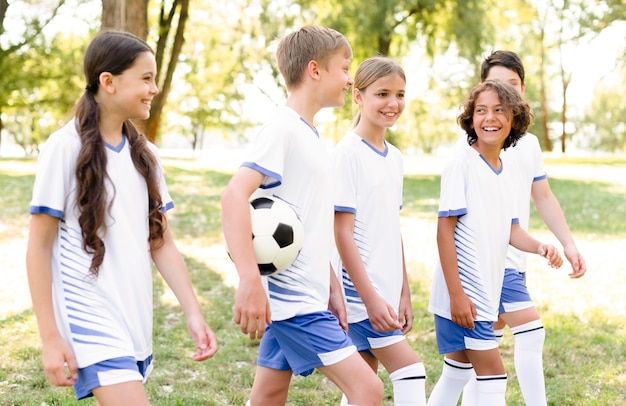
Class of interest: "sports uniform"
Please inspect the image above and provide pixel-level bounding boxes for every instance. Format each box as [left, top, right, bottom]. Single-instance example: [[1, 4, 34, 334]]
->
[[428, 143, 519, 352], [241, 106, 355, 376], [499, 133, 547, 313], [29, 119, 172, 398], [332, 131, 405, 349]]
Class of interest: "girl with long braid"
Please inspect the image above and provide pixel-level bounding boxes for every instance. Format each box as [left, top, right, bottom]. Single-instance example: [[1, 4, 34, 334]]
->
[[26, 30, 217, 404]]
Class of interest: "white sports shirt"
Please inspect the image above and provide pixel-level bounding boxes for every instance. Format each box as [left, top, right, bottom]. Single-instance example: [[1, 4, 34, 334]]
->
[[241, 106, 334, 321], [501, 133, 547, 273], [428, 144, 519, 322], [29, 119, 172, 368], [332, 131, 404, 323]]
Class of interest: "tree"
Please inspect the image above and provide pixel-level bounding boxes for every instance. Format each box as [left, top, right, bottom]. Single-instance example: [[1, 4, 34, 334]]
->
[[582, 65, 626, 152], [0, 0, 69, 154], [100, 0, 190, 143]]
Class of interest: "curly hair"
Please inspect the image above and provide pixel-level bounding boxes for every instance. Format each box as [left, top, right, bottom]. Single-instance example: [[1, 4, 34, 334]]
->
[[75, 30, 165, 277], [458, 80, 533, 150]]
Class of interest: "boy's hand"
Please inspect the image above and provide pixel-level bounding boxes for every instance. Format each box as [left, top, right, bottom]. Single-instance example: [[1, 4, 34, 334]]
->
[[450, 293, 476, 329], [538, 243, 563, 269], [233, 278, 271, 340], [563, 243, 586, 278], [186, 313, 219, 361], [41, 336, 77, 387]]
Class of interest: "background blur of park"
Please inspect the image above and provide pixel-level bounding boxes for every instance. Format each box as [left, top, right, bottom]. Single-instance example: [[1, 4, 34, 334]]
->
[[1, 1, 626, 405], [0, 0, 625, 157]]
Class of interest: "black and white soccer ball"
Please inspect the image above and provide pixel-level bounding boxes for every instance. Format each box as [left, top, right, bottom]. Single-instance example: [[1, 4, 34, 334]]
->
[[247, 196, 304, 275]]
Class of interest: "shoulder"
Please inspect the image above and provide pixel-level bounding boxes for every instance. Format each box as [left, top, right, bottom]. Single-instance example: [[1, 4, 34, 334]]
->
[[40, 119, 82, 156], [506, 132, 541, 155]]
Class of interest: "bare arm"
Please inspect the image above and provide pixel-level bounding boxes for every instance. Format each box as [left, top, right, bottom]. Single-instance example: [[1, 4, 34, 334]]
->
[[509, 223, 563, 269], [437, 216, 476, 329], [399, 236, 414, 334], [152, 224, 218, 361], [334, 211, 401, 332], [220, 166, 270, 339], [532, 179, 586, 277], [328, 264, 348, 331], [26, 214, 78, 386]]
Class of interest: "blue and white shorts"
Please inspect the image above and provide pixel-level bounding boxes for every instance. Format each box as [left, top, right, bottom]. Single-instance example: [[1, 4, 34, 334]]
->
[[498, 268, 534, 314], [257, 311, 356, 376], [347, 319, 405, 356], [74, 355, 153, 400], [434, 315, 499, 354]]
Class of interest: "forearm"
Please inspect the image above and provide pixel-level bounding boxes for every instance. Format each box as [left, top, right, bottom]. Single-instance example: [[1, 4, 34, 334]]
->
[[26, 215, 62, 341], [533, 183, 576, 249], [152, 228, 203, 318], [509, 224, 542, 254], [335, 223, 378, 304]]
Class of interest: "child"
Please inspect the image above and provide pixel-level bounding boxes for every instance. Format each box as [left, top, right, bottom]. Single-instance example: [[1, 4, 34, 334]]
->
[[460, 50, 587, 406], [220, 26, 384, 406], [25, 30, 218, 404], [332, 56, 427, 406], [427, 80, 563, 406]]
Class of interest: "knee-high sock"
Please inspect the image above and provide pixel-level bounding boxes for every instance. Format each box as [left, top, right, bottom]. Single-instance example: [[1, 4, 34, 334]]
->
[[512, 320, 547, 406], [476, 374, 507, 406], [460, 328, 504, 406], [427, 358, 474, 406], [389, 362, 427, 405]]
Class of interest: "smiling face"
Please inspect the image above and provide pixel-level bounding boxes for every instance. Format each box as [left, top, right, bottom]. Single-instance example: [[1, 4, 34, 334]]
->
[[471, 88, 512, 149], [354, 73, 406, 130], [319, 50, 354, 108], [109, 51, 159, 120]]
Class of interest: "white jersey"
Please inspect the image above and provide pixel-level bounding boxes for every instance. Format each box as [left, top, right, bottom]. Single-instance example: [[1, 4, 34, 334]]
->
[[241, 106, 333, 321], [428, 144, 519, 322], [29, 119, 172, 368], [501, 133, 547, 273], [332, 131, 404, 323]]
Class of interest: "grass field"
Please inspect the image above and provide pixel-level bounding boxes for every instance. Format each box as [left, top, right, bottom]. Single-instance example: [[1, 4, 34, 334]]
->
[[0, 153, 625, 405]]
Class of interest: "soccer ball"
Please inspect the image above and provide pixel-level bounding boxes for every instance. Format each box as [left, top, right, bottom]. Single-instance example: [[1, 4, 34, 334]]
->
[[228, 196, 304, 276]]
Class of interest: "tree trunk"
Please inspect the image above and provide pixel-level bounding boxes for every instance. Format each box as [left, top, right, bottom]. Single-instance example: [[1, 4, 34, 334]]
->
[[538, 27, 552, 151], [101, 0, 148, 39], [145, 0, 190, 143]]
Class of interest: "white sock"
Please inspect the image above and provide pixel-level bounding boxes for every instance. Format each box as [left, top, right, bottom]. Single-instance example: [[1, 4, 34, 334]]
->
[[476, 374, 507, 406], [427, 358, 474, 406], [389, 362, 427, 405], [339, 393, 348, 406], [460, 328, 504, 406], [460, 370, 478, 406], [512, 319, 547, 406]]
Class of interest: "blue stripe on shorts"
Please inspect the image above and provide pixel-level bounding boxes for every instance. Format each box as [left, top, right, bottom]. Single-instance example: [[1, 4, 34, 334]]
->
[[257, 310, 356, 376], [347, 319, 404, 354], [499, 268, 533, 314], [74, 355, 153, 400], [434, 315, 498, 354]]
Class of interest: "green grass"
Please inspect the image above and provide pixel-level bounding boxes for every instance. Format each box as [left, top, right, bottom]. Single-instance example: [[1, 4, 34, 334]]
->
[[1, 155, 625, 405]]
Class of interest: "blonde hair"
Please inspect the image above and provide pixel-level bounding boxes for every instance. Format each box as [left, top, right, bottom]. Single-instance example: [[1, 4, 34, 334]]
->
[[352, 56, 406, 127], [276, 26, 352, 90]]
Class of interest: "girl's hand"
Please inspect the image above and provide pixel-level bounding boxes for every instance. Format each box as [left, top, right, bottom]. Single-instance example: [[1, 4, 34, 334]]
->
[[366, 295, 402, 332], [450, 292, 476, 329], [398, 293, 414, 334], [186, 313, 218, 361], [538, 243, 563, 269], [41, 336, 77, 387]]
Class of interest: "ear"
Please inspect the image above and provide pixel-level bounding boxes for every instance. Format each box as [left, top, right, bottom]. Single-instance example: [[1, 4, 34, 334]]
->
[[353, 88, 363, 104], [307, 60, 321, 81], [98, 72, 115, 94], [520, 82, 526, 96]]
